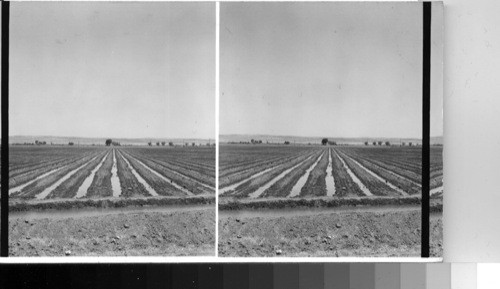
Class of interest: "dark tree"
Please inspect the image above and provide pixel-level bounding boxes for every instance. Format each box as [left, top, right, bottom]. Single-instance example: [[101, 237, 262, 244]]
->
[[192, 142, 196, 146], [161, 141, 166, 146], [364, 141, 369, 146], [169, 142, 174, 146], [148, 142, 152, 146], [409, 142, 413, 146], [377, 141, 383, 146], [105, 139, 112, 146], [385, 141, 391, 146], [402, 142, 406, 146], [372, 141, 377, 146], [321, 138, 328, 145], [68, 142, 74, 146]]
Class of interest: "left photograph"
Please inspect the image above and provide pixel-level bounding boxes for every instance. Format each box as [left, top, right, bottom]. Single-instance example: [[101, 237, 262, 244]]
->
[[7, 2, 215, 256]]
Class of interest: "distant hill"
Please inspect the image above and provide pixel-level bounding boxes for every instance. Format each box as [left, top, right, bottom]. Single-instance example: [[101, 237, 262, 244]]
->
[[220, 134, 443, 145], [9, 135, 214, 146]]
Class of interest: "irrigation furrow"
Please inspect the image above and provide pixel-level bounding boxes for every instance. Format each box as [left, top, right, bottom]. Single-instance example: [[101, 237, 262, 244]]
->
[[111, 149, 122, 197], [220, 155, 290, 178], [9, 166, 64, 195], [248, 155, 314, 199], [35, 156, 99, 200], [325, 149, 336, 196], [117, 151, 158, 197], [125, 153, 194, 196], [289, 152, 324, 198], [219, 150, 316, 189], [360, 157, 422, 188], [430, 186, 444, 195], [218, 166, 278, 195], [75, 152, 110, 198], [340, 152, 409, 196], [152, 161, 214, 192], [123, 150, 214, 191], [333, 150, 373, 196]]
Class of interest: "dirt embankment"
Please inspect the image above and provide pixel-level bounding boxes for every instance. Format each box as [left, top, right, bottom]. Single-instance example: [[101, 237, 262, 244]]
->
[[9, 195, 215, 212], [219, 209, 442, 257], [10, 208, 215, 256], [219, 196, 442, 213]]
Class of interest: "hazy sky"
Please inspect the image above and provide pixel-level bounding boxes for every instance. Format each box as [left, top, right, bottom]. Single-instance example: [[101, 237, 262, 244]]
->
[[10, 2, 215, 139], [220, 2, 443, 138]]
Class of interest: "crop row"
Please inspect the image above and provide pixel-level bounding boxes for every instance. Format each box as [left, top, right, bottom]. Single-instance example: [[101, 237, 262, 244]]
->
[[11, 151, 103, 199], [127, 147, 215, 176], [335, 150, 400, 197], [219, 149, 316, 189], [47, 151, 109, 199], [337, 149, 421, 195], [330, 149, 364, 197], [299, 149, 330, 197], [337, 147, 443, 190], [121, 150, 207, 195], [123, 148, 215, 188], [86, 151, 114, 198], [219, 145, 314, 173], [222, 150, 320, 198], [9, 147, 216, 200], [259, 150, 324, 198], [220, 146, 422, 199]]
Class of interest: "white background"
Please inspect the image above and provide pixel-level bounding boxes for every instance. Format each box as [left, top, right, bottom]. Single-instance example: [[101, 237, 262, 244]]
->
[[442, 0, 500, 262], [478, 264, 500, 289]]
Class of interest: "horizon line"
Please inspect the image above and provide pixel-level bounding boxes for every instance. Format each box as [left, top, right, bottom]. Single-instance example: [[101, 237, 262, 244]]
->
[[8, 135, 214, 140], [219, 133, 443, 139]]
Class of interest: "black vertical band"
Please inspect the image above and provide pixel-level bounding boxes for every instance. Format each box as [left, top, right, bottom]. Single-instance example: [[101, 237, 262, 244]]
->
[[1, 0, 10, 257], [421, 1, 431, 258]]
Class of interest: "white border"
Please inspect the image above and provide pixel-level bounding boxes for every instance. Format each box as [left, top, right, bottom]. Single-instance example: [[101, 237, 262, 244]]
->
[[0, 257, 442, 264], [215, 1, 220, 258]]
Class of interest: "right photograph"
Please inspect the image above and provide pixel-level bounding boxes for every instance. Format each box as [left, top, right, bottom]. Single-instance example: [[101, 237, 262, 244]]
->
[[218, 2, 443, 257]]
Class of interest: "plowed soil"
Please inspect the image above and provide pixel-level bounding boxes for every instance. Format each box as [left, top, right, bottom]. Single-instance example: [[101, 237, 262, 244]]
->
[[10, 206, 215, 256], [219, 206, 442, 257]]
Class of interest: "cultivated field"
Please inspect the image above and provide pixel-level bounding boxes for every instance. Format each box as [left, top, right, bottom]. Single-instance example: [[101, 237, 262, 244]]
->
[[8, 145, 215, 256], [218, 144, 443, 257]]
